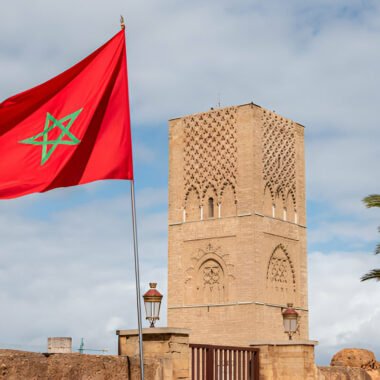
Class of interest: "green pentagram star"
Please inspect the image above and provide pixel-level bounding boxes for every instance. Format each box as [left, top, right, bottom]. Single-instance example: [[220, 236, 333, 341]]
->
[[19, 108, 83, 165]]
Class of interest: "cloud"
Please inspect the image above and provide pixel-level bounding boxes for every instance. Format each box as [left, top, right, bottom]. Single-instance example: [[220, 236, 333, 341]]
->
[[307, 136, 379, 213], [0, 0, 379, 364], [309, 250, 380, 365], [1, 0, 378, 213], [309, 219, 379, 247], [0, 188, 167, 353]]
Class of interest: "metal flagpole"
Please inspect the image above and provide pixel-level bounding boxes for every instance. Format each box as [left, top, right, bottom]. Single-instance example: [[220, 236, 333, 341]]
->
[[120, 15, 144, 380], [130, 180, 145, 380]]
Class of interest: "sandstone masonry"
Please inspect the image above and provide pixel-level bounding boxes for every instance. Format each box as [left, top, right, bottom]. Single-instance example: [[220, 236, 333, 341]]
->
[[167, 103, 308, 345]]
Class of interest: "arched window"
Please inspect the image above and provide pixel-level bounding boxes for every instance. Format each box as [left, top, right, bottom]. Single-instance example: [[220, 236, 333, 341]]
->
[[208, 197, 214, 218]]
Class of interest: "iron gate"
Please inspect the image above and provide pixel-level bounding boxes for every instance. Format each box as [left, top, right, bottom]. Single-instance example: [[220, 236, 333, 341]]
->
[[190, 344, 260, 380]]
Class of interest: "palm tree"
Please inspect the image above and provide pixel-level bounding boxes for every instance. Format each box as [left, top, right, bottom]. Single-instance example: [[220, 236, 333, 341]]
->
[[361, 194, 380, 282]]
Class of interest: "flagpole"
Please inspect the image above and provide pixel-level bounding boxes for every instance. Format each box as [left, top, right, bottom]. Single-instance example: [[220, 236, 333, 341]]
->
[[130, 180, 145, 380], [121, 16, 144, 380]]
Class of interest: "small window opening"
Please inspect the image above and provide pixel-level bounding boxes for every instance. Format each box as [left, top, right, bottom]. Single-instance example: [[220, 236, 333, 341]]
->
[[283, 208, 287, 221], [272, 204, 276, 218], [208, 197, 214, 218]]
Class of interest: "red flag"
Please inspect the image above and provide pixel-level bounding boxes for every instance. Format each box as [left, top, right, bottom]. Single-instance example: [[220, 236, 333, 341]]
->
[[0, 30, 133, 199]]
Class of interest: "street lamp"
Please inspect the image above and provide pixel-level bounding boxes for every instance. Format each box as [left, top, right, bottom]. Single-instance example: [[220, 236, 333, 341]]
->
[[143, 283, 163, 328], [282, 303, 299, 340]]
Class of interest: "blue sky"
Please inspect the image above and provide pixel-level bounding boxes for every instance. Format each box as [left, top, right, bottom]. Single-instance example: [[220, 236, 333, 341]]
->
[[0, 0, 379, 365]]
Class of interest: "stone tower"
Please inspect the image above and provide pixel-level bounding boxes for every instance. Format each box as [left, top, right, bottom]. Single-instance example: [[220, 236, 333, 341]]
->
[[167, 103, 308, 345]]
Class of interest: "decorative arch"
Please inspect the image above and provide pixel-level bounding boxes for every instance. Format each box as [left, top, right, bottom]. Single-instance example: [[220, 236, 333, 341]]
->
[[220, 181, 237, 217], [266, 244, 296, 293], [197, 259, 225, 303], [263, 183, 274, 217], [202, 183, 217, 219], [185, 243, 235, 304], [262, 109, 297, 219], [182, 107, 238, 212], [184, 186, 200, 221], [185, 185, 200, 203], [275, 187, 285, 219], [286, 190, 297, 223]]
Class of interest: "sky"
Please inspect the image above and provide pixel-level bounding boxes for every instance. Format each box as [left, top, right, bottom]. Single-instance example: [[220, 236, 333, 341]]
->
[[0, 0, 379, 365]]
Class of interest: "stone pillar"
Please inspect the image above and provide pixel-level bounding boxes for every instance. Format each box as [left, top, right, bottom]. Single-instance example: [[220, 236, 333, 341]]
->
[[250, 340, 319, 380], [47, 337, 72, 353], [116, 327, 190, 380]]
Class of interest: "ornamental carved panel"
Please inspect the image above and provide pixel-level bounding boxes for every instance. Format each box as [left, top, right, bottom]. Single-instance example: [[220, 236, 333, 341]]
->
[[262, 110, 297, 213], [183, 107, 238, 209], [266, 244, 296, 294], [199, 259, 224, 304], [185, 243, 235, 304]]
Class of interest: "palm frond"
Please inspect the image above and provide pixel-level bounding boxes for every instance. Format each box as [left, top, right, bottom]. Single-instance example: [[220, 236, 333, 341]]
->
[[376, 243, 380, 256], [363, 194, 380, 208], [361, 269, 380, 282]]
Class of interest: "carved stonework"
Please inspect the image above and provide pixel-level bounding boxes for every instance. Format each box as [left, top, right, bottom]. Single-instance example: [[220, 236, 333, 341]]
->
[[168, 104, 309, 344], [266, 244, 296, 293], [202, 260, 221, 287], [183, 107, 238, 211], [199, 259, 224, 303], [185, 243, 235, 304], [262, 110, 297, 213]]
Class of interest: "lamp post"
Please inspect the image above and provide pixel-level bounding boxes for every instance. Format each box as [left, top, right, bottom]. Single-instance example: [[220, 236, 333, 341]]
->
[[143, 283, 163, 328], [282, 303, 299, 340]]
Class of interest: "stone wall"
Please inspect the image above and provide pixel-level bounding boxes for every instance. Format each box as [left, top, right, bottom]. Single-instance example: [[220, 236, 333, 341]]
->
[[251, 341, 319, 380], [318, 366, 371, 380], [0, 349, 161, 380], [168, 103, 309, 346], [117, 328, 190, 380], [8, 336, 379, 380]]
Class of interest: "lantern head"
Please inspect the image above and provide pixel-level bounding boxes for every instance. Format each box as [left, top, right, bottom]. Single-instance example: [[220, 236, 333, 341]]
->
[[282, 303, 299, 340], [143, 283, 163, 328]]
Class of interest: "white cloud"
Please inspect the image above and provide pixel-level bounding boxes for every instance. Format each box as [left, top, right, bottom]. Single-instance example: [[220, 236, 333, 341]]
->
[[0, 189, 167, 353], [1, 0, 378, 213], [309, 219, 379, 246], [0, 0, 379, 365], [307, 136, 379, 212], [309, 250, 380, 364]]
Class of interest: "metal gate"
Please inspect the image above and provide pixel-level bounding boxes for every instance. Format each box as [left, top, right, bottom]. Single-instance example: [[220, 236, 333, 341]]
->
[[190, 344, 260, 380]]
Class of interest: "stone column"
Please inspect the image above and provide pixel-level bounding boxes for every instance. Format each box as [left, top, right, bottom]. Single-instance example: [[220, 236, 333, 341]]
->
[[250, 340, 319, 380], [116, 327, 190, 380]]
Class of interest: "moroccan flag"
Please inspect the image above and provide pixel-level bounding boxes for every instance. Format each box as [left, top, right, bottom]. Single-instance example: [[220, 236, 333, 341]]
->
[[0, 30, 133, 199]]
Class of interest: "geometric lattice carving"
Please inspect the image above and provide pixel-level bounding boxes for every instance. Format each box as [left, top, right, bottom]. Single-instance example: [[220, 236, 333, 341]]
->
[[266, 244, 296, 293], [262, 110, 296, 212], [199, 259, 224, 303], [183, 107, 237, 206], [202, 259, 221, 287], [185, 243, 235, 304]]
